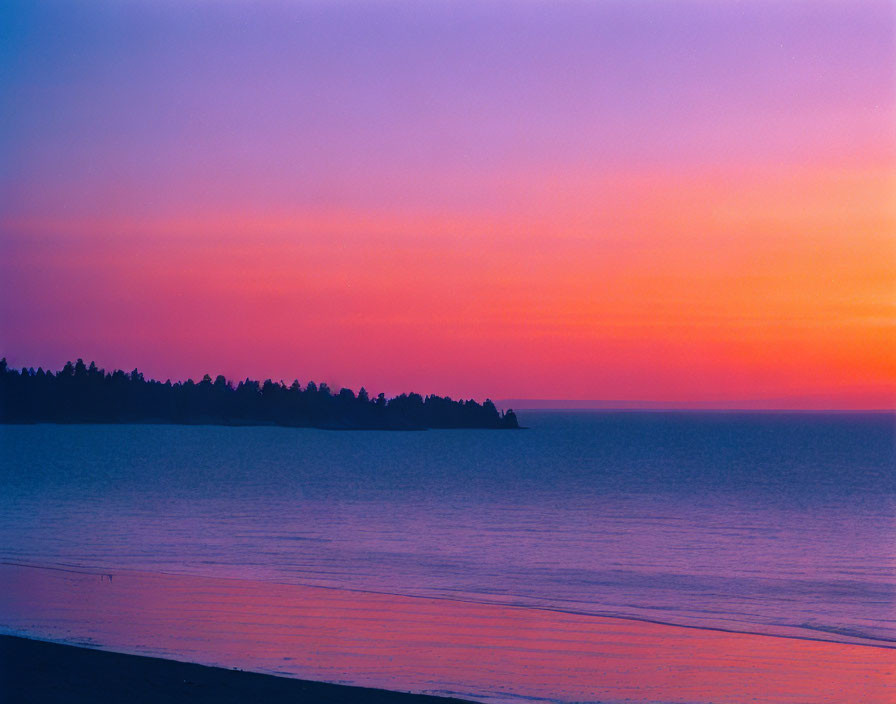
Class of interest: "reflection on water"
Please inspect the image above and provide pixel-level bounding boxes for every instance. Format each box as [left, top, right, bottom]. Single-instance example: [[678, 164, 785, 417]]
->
[[1, 564, 893, 704]]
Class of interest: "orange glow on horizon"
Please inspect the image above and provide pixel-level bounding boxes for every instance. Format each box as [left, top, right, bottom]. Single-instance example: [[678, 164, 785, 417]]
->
[[2, 163, 893, 407]]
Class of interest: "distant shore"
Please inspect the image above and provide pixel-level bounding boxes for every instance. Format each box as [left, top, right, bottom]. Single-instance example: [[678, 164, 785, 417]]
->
[[0, 359, 520, 430], [0, 635, 474, 704]]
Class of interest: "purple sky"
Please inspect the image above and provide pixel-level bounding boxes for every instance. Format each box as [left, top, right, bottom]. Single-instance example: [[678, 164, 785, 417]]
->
[[2, 1, 894, 405]]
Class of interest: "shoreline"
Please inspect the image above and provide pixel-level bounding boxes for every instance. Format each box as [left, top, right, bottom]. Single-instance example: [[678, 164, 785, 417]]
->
[[1, 559, 890, 651], [0, 420, 523, 431], [0, 634, 474, 704], [2, 563, 893, 703]]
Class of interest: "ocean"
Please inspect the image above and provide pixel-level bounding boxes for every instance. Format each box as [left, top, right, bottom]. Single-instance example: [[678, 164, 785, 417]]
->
[[1, 412, 893, 701]]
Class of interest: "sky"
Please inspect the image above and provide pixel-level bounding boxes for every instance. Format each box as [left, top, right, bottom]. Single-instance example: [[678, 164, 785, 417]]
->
[[1, 0, 894, 407]]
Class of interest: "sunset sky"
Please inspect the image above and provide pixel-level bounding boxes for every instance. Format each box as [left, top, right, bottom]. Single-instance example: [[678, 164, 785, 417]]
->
[[1, 0, 894, 407]]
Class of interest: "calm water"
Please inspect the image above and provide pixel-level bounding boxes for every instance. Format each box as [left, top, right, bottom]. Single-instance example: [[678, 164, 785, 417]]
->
[[1, 412, 893, 644], [0, 412, 894, 700]]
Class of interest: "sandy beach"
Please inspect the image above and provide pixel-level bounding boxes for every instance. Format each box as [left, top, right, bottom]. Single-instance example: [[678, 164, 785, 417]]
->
[[0, 634, 474, 704]]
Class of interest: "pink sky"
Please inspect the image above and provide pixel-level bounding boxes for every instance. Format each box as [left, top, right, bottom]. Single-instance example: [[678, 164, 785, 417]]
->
[[1, 1, 894, 407]]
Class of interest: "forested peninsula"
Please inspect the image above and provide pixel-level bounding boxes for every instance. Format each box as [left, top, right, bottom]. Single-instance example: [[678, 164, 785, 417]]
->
[[0, 359, 519, 430]]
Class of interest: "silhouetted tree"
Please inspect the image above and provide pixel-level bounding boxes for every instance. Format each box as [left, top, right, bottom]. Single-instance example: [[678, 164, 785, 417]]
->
[[0, 358, 520, 430]]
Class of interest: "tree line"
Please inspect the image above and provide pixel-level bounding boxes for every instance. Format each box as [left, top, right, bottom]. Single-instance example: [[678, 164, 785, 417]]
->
[[0, 359, 519, 430]]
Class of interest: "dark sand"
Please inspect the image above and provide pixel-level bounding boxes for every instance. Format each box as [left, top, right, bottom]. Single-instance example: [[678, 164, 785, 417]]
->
[[0, 635, 473, 704]]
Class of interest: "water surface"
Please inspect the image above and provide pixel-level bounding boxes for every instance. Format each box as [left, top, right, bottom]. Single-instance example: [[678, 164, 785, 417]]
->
[[0, 412, 894, 700]]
